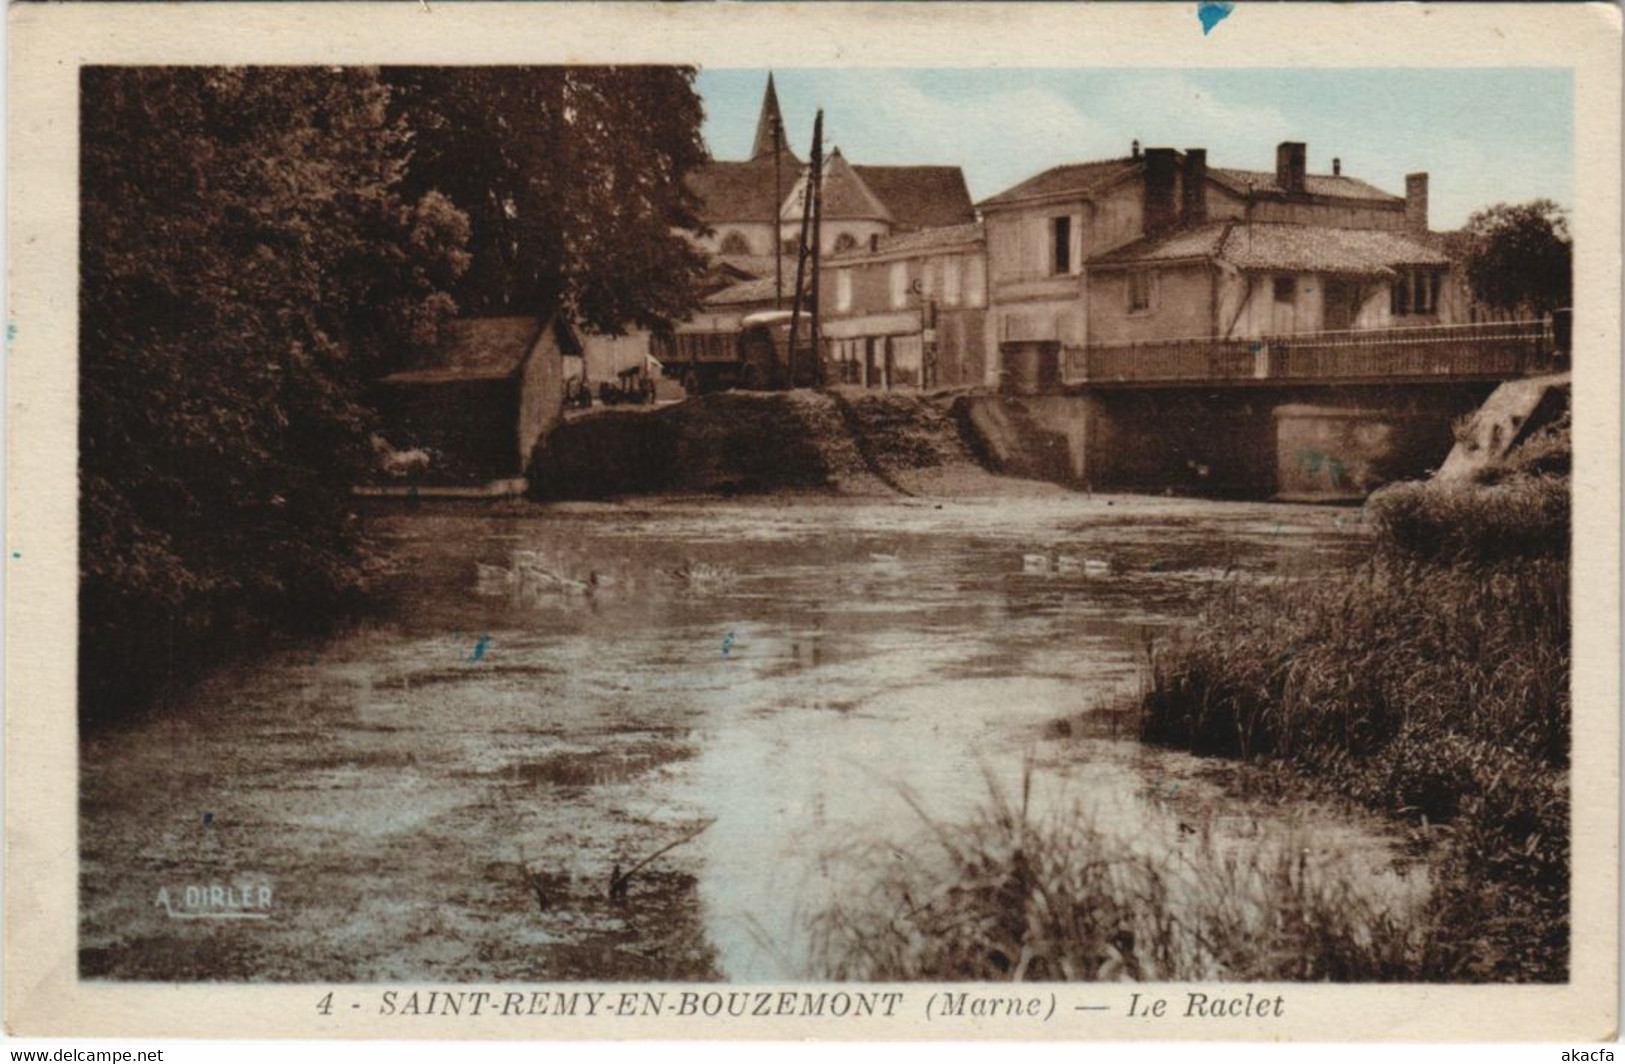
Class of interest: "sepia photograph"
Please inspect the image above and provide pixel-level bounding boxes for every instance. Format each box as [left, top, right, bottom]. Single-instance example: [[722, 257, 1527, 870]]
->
[[5, 0, 1620, 1044]]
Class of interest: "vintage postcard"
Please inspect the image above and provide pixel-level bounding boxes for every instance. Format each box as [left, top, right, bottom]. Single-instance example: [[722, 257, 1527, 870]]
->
[[5, 0, 1620, 1043]]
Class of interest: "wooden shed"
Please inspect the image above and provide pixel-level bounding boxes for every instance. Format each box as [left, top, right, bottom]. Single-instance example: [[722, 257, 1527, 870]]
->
[[373, 315, 576, 489]]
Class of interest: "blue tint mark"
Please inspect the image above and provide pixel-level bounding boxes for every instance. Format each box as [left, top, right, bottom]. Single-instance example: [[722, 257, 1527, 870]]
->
[[721, 631, 737, 658], [1198, 1, 1234, 35], [470, 634, 491, 663], [202, 812, 214, 827]]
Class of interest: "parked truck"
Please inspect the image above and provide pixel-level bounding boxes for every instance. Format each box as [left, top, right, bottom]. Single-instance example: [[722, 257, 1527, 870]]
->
[[654, 311, 824, 395]]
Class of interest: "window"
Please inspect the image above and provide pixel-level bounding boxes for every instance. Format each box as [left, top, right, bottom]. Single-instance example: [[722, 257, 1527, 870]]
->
[[836, 269, 853, 312], [943, 256, 963, 306], [890, 262, 909, 309], [1127, 269, 1155, 314], [965, 256, 987, 308], [782, 238, 798, 256], [833, 232, 858, 253], [1051, 216, 1073, 275], [1273, 276, 1297, 304], [921, 260, 936, 301], [1390, 269, 1441, 316], [719, 231, 751, 256]]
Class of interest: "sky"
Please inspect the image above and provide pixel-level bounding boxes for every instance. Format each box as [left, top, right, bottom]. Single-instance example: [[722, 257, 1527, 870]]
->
[[695, 68, 1573, 231]]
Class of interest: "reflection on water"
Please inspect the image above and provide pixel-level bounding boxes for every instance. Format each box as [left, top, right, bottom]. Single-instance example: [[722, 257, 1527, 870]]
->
[[370, 496, 1413, 980], [80, 494, 1420, 982]]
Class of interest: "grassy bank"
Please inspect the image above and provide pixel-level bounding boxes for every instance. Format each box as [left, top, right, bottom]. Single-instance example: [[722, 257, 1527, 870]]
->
[[1138, 418, 1570, 981], [812, 418, 1570, 983]]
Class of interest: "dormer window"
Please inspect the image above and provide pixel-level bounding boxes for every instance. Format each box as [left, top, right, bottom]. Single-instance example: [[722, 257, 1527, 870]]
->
[[719, 231, 752, 256]]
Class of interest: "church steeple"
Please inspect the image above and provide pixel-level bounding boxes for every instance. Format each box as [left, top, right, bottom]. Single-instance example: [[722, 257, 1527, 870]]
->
[[750, 73, 794, 162]]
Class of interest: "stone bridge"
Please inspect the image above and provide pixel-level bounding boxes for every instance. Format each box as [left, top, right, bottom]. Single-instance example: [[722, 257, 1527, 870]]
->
[[979, 319, 1566, 500]]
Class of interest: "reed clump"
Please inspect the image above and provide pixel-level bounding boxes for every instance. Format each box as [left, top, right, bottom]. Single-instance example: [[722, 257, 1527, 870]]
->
[[809, 773, 1426, 982], [1140, 418, 1570, 981]]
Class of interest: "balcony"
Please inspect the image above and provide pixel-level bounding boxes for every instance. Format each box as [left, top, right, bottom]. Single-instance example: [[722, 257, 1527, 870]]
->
[[1064, 319, 1562, 387]]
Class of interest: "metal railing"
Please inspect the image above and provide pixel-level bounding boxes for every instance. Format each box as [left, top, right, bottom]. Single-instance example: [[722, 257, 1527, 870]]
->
[[1064, 319, 1558, 386]]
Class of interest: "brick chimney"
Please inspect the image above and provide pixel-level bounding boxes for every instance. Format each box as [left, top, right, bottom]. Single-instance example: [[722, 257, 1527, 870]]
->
[[1332, 157, 1342, 176], [1182, 148, 1208, 225], [1275, 141, 1307, 194], [1144, 147, 1179, 233], [1405, 172, 1429, 232]]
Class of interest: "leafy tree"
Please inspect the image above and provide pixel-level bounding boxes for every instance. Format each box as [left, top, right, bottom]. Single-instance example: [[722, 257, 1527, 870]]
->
[[79, 66, 470, 714], [384, 66, 711, 332], [1461, 200, 1572, 316]]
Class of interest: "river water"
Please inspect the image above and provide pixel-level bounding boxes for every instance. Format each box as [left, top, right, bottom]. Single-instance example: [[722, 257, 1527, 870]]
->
[[79, 493, 1422, 982]]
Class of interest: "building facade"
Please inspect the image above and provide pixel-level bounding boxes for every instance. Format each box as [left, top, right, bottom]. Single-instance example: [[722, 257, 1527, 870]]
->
[[976, 141, 1464, 383], [819, 223, 989, 389]]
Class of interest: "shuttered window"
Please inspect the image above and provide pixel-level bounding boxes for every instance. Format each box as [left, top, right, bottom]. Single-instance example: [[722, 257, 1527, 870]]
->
[[890, 262, 909, 309], [943, 256, 962, 306]]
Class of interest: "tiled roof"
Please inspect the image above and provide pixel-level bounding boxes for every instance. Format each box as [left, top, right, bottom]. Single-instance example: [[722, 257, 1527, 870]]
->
[[852, 164, 976, 229], [980, 155, 1403, 210], [688, 150, 802, 224], [382, 316, 579, 384], [714, 254, 779, 280], [977, 158, 1140, 209], [827, 221, 984, 262], [1091, 222, 1450, 276], [704, 275, 795, 307], [785, 150, 893, 223], [1207, 167, 1401, 203]]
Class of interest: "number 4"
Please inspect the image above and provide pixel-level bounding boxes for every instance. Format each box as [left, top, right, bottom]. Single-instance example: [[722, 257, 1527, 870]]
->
[[316, 992, 333, 1016]]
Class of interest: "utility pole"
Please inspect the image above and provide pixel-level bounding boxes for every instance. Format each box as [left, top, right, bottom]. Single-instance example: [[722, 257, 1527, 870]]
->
[[788, 109, 823, 387], [808, 125, 824, 386], [773, 107, 783, 311]]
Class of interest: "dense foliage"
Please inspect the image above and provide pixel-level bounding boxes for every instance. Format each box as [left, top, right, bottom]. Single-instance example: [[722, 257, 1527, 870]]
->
[[384, 67, 712, 332], [80, 67, 471, 713], [1461, 199, 1573, 316], [79, 66, 712, 715]]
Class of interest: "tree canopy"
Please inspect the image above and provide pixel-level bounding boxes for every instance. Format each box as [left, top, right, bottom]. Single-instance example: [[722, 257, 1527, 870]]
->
[[1461, 199, 1573, 316], [80, 66, 474, 711], [384, 66, 712, 332], [80, 65, 715, 716]]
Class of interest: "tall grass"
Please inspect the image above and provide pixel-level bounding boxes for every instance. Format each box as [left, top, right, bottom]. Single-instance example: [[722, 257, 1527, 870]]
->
[[809, 772, 1426, 982], [1139, 421, 1571, 981]]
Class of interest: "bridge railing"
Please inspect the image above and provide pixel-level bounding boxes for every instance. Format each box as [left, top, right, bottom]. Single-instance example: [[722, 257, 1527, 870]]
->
[[1064, 319, 1557, 385]]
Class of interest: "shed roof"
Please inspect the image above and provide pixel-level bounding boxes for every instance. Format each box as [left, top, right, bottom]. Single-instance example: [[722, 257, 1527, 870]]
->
[[1090, 221, 1450, 276], [381, 315, 578, 385]]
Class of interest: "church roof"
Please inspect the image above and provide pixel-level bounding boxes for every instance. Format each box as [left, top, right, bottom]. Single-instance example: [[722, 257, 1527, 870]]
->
[[852, 165, 975, 230], [688, 152, 801, 224], [782, 149, 893, 224], [750, 73, 799, 164]]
